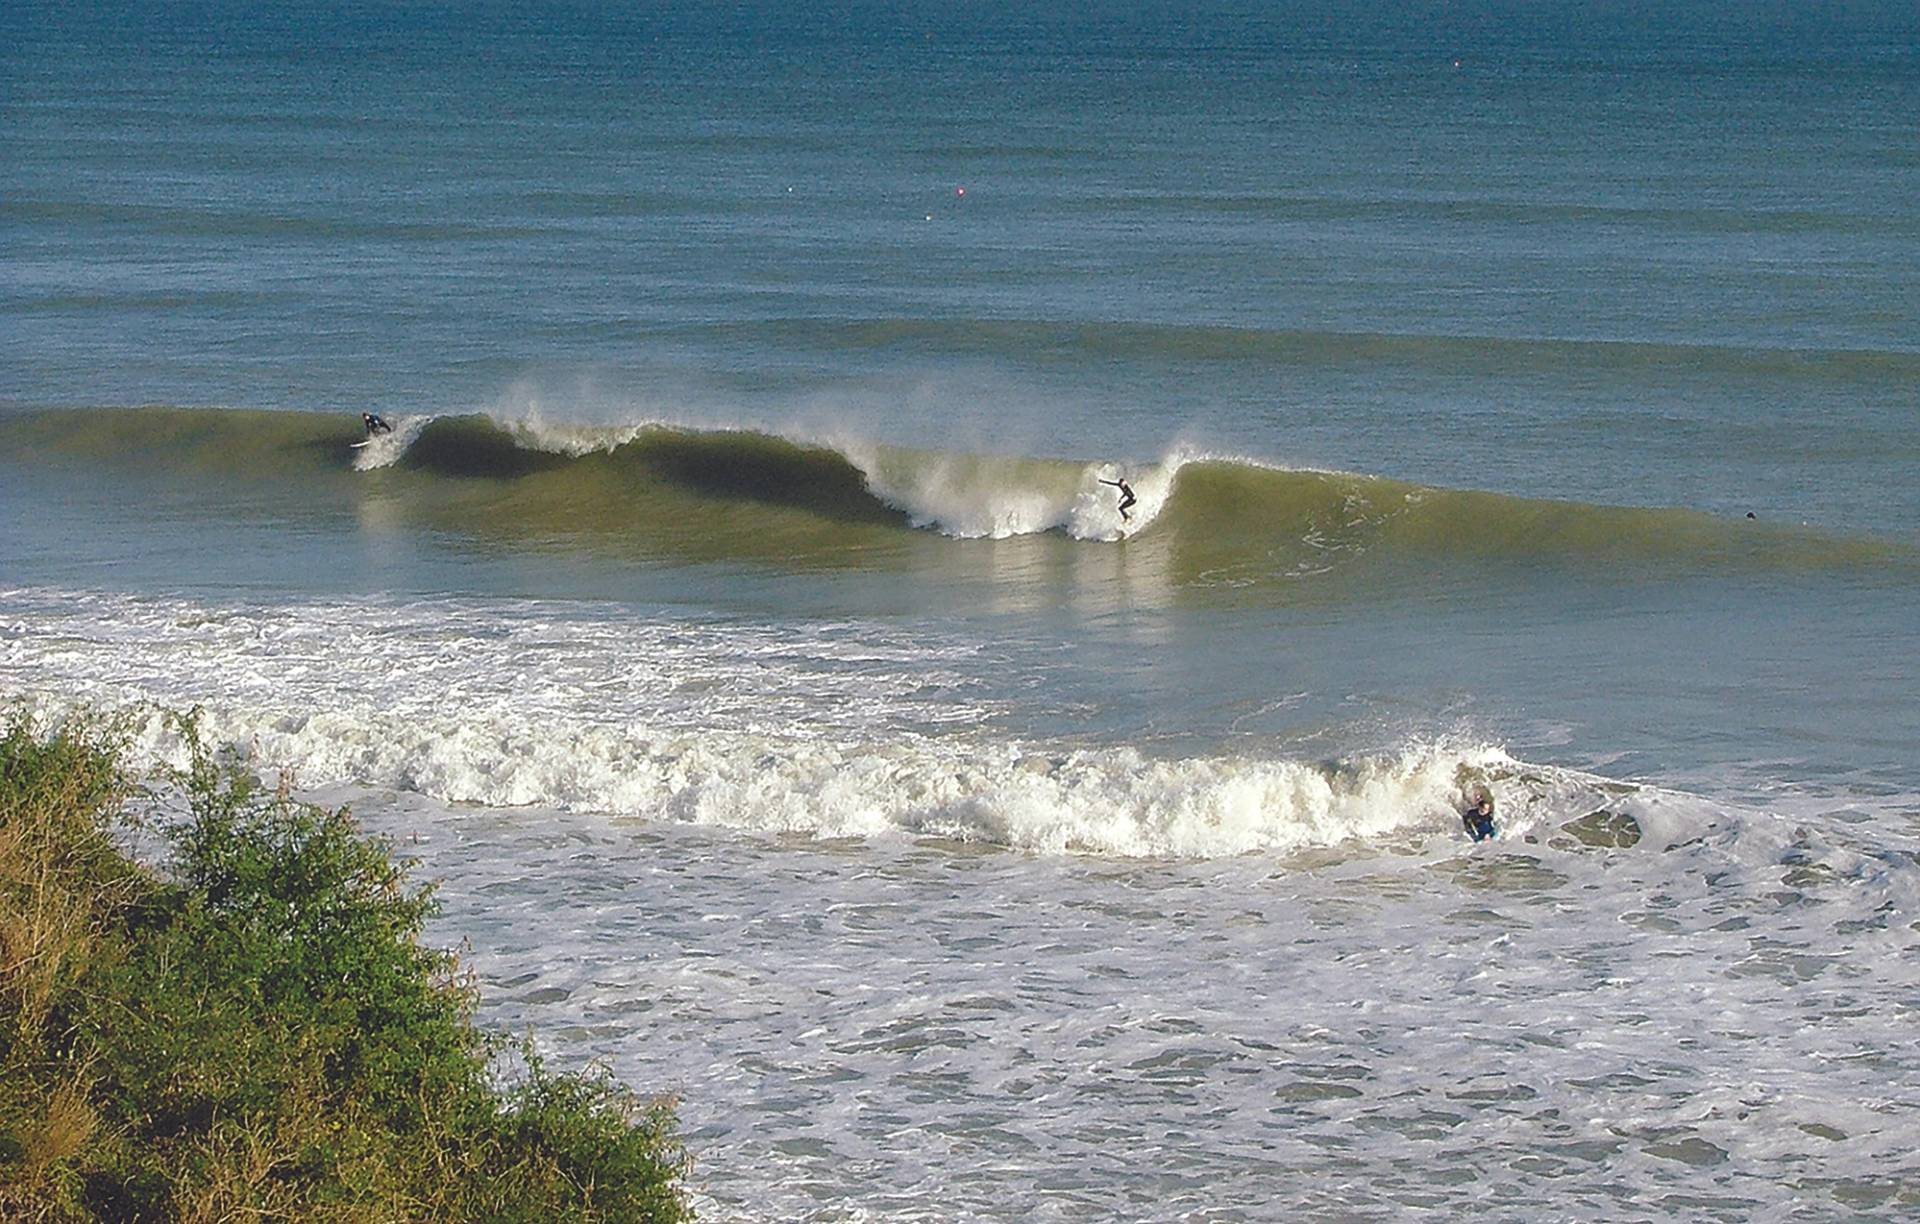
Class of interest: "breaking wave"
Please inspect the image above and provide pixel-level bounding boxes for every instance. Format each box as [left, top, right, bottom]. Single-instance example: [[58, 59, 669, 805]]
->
[[2, 405, 1902, 579], [0, 586, 1723, 861]]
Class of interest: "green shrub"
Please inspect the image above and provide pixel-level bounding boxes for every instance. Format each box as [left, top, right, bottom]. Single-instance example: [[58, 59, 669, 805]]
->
[[0, 712, 691, 1222]]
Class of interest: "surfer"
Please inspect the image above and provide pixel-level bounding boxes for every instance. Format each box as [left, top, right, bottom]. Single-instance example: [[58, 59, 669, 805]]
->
[[1462, 793, 1496, 842], [1100, 477, 1137, 522], [362, 412, 393, 436]]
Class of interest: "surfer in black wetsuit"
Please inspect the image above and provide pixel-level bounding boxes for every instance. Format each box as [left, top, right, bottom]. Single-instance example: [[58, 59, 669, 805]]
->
[[362, 412, 393, 436], [1100, 477, 1137, 522], [1462, 793, 1496, 842]]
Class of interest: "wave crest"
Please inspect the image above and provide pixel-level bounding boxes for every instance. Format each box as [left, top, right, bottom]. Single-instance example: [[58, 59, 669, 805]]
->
[[3, 405, 1901, 579]]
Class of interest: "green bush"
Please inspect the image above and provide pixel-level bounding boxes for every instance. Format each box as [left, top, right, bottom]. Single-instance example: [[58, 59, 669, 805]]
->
[[0, 712, 690, 1222]]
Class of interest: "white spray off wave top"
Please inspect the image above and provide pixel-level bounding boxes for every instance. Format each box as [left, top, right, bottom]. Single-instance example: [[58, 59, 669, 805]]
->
[[349, 414, 433, 470], [837, 438, 1190, 540]]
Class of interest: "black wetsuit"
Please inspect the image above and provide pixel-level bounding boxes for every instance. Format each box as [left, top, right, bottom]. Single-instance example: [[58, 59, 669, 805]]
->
[[1102, 479, 1137, 521], [363, 413, 393, 436]]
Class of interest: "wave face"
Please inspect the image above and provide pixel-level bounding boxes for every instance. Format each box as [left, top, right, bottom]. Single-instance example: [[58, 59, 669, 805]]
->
[[2, 406, 1903, 585]]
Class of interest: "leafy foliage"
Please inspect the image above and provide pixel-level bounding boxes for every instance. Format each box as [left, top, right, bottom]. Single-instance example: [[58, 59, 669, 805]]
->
[[0, 712, 690, 1222]]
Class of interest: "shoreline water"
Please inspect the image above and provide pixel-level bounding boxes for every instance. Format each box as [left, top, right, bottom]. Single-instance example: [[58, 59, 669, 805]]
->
[[354, 778, 1920, 1221]]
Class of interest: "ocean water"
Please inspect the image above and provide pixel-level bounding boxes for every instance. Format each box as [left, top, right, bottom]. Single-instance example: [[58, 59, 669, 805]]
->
[[5, 3, 1920, 1218]]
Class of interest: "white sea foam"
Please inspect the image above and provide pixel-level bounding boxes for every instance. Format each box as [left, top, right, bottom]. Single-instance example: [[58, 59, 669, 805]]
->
[[109, 705, 1520, 856], [837, 440, 1197, 541], [511, 410, 655, 456], [10, 583, 1919, 1221], [6, 585, 1606, 857], [363, 777, 1920, 1223], [350, 413, 432, 470]]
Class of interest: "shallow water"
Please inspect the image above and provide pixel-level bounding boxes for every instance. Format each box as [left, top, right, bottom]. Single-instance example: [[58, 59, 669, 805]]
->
[[340, 791, 1920, 1222]]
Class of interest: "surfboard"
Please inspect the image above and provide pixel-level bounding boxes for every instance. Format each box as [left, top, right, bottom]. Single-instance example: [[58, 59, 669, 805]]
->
[[349, 440, 374, 449]]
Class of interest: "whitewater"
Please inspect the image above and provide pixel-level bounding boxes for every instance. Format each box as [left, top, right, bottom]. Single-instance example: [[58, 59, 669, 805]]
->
[[6, 582, 1919, 1220], [0, 585, 1661, 856]]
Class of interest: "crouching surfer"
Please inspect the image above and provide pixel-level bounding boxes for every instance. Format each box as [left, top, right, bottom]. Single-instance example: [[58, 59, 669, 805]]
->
[[1100, 476, 1137, 522], [1462, 792, 1496, 842], [362, 411, 393, 436]]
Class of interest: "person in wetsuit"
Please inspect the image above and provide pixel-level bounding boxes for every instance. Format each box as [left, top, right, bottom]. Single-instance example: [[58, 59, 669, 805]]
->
[[1462, 793, 1496, 842], [362, 412, 393, 436], [1100, 477, 1137, 522]]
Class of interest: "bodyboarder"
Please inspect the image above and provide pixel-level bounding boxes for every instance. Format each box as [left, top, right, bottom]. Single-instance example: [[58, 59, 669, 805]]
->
[[1462, 793, 1496, 842]]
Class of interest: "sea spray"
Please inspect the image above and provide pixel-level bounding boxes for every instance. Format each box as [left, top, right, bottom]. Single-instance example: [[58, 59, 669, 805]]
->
[[350, 413, 432, 470]]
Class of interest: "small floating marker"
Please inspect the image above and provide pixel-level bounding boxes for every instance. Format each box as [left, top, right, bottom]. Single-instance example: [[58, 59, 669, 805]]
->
[[955, 186, 966, 197], [925, 213, 933, 221], [1452, 58, 1462, 69]]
